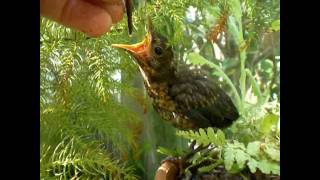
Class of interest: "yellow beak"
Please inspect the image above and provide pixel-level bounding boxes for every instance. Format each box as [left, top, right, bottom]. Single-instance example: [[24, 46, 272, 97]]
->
[[112, 32, 152, 60]]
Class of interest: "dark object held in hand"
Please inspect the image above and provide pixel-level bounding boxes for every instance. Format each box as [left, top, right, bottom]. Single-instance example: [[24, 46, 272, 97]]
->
[[125, 0, 133, 35]]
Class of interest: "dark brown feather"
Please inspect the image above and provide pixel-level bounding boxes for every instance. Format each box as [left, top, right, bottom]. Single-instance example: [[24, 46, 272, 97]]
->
[[168, 65, 239, 129]]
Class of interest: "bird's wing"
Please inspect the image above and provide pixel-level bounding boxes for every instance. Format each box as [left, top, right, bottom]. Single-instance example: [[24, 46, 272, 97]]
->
[[169, 67, 239, 129]]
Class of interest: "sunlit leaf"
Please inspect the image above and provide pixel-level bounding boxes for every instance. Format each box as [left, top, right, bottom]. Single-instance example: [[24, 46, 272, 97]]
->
[[224, 147, 235, 170], [264, 145, 280, 161], [234, 149, 249, 169], [257, 159, 280, 175], [157, 146, 179, 157], [247, 141, 261, 158], [270, 20, 280, 32], [259, 114, 280, 134]]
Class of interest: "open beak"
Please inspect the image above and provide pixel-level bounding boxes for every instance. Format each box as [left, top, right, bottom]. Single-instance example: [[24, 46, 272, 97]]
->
[[112, 32, 152, 61]]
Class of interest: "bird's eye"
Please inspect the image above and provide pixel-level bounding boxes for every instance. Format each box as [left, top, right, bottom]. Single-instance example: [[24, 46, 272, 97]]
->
[[154, 46, 163, 55]]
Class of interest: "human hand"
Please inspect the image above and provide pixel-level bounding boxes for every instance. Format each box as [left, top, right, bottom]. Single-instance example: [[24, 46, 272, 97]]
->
[[40, 0, 125, 37]]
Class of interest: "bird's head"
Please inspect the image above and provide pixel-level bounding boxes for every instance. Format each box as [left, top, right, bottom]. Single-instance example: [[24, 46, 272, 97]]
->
[[112, 20, 174, 82]]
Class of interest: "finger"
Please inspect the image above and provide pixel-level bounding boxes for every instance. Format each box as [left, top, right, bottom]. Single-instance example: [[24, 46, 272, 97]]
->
[[41, 0, 113, 37], [99, 0, 123, 5], [61, 0, 113, 37], [105, 4, 124, 23], [40, 0, 69, 21], [84, 0, 124, 23]]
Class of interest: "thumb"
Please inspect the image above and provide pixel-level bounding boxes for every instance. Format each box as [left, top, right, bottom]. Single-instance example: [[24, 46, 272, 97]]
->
[[41, 0, 113, 37]]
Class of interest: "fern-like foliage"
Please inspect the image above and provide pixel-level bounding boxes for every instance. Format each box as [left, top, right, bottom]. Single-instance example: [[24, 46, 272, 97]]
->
[[223, 140, 279, 175], [177, 128, 226, 147]]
